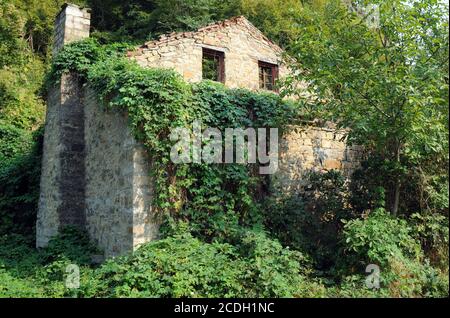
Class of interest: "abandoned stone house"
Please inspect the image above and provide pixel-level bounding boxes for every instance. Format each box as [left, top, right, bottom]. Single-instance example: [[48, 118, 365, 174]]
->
[[36, 3, 361, 257]]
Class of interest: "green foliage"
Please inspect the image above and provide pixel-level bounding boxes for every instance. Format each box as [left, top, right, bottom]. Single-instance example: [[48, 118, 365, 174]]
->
[[0, 229, 325, 298], [0, 0, 50, 240], [286, 0, 449, 215], [0, 126, 42, 235], [0, 122, 33, 162], [343, 209, 422, 267], [149, 0, 241, 35], [411, 213, 449, 272], [348, 157, 388, 214], [236, 230, 325, 297], [264, 170, 355, 270], [48, 38, 133, 82], [94, 231, 245, 297], [0, 1, 27, 68], [85, 0, 321, 47], [341, 209, 448, 297], [0, 269, 43, 297], [0, 228, 103, 298], [88, 228, 323, 298], [239, 0, 308, 48], [85, 0, 240, 42]]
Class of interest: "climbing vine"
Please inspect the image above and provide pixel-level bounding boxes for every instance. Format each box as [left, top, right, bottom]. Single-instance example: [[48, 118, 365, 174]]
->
[[50, 39, 299, 242]]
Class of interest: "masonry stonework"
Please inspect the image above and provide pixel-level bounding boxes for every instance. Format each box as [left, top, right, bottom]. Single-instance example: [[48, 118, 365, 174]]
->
[[37, 4, 157, 257], [38, 4, 91, 249], [273, 126, 363, 195], [84, 88, 157, 256], [131, 16, 289, 90], [53, 3, 90, 57]]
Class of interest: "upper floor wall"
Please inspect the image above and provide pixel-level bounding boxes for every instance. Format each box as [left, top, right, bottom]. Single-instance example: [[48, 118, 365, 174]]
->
[[130, 16, 289, 92]]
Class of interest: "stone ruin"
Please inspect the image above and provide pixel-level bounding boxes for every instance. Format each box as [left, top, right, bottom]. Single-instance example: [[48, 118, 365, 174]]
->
[[36, 3, 362, 257]]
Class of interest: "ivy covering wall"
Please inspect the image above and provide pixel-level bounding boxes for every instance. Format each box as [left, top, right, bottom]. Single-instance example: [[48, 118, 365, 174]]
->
[[50, 38, 299, 242]]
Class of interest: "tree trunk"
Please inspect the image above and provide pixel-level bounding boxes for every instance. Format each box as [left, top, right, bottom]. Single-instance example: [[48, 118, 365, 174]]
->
[[391, 142, 401, 216], [392, 178, 400, 216]]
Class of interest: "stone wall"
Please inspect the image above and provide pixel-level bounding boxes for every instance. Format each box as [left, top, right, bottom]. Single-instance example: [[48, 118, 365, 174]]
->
[[84, 88, 157, 257], [37, 3, 91, 248], [37, 73, 86, 247], [53, 3, 90, 57], [36, 82, 62, 247], [131, 16, 289, 91], [38, 4, 157, 257], [38, 79, 157, 256], [272, 125, 363, 194]]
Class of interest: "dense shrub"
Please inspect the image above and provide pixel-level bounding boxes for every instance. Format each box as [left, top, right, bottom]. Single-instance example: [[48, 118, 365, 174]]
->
[[342, 208, 422, 267], [0, 229, 326, 298], [264, 170, 355, 270], [88, 228, 324, 298], [411, 212, 449, 272], [342, 209, 448, 297], [0, 269, 43, 297], [0, 125, 42, 235]]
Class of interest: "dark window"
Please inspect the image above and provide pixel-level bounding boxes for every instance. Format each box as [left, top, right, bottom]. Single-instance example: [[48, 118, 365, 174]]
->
[[259, 61, 279, 91], [202, 48, 225, 83]]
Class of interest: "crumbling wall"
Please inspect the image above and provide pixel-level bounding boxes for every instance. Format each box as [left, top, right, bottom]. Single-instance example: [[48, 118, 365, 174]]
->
[[38, 3, 361, 257], [132, 16, 289, 90], [273, 126, 363, 194]]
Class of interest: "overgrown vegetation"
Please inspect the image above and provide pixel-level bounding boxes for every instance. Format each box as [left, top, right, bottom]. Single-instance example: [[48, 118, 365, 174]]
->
[[0, 0, 448, 298]]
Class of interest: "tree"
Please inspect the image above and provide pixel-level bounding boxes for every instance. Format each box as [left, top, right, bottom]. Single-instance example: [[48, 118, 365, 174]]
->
[[86, 0, 240, 42], [285, 0, 449, 215]]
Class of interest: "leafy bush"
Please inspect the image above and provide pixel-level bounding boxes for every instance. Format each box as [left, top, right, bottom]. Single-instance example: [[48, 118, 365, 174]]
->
[[48, 38, 133, 82], [236, 230, 326, 297], [411, 213, 449, 272], [264, 170, 355, 270], [0, 230, 100, 298], [90, 227, 324, 298], [342, 208, 422, 267], [0, 125, 42, 235], [0, 269, 43, 297], [94, 231, 244, 297], [342, 209, 448, 297]]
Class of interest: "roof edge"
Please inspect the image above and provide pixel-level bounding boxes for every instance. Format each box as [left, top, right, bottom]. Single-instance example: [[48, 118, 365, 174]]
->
[[140, 15, 283, 53]]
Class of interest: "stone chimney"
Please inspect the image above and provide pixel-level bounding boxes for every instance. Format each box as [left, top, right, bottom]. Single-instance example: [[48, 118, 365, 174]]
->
[[37, 3, 91, 248], [53, 3, 91, 56]]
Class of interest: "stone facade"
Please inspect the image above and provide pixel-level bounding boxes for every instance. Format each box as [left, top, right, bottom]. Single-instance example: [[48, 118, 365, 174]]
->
[[37, 4, 156, 257], [131, 16, 289, 90], [53, 3, 90, 57], [36, 81, 63, 247], [37, 73, 87, 247], [273, 125, 363, 195], [38, 3, 361, 257], [84, 89, 157, 256]]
